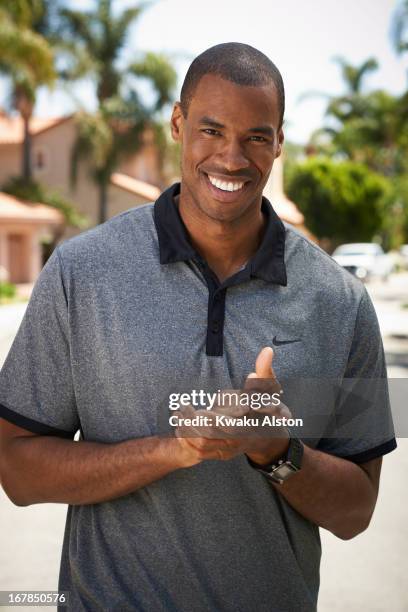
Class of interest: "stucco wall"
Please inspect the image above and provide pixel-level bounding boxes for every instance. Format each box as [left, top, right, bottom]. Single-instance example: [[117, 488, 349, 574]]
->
[[0, 143, 21, 186], [0, 117, 163, 243]]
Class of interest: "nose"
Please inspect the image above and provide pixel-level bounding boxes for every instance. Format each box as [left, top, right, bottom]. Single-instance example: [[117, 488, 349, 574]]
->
[[216, 138, 250, 173]]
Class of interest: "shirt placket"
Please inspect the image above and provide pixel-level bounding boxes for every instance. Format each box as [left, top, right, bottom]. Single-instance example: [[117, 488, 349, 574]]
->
[[194, 259, 228, 357]]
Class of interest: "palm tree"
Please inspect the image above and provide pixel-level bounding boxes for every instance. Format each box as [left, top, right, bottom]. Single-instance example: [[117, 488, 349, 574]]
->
[[304, 58, 383, 160], [333, 56, 379, 95], [58, 0, 177, 223], [392, 0, 408, 56], [0, 0, 56, 181], [70, 97, 147, 224], [322, 57, 378, 125]]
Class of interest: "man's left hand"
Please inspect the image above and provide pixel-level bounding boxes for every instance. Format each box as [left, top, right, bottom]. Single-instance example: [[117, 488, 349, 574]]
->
[[174, 346, 291, 465]]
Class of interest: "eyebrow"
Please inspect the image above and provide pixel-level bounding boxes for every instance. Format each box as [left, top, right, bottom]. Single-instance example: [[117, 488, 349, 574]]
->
[[198, 116, 275, 137], [199, 116, 225, 129], [248, 125, 275, 137]]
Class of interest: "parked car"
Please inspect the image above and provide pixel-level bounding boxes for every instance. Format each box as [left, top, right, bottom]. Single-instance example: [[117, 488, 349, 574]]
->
[[331, 243, 393, 282]]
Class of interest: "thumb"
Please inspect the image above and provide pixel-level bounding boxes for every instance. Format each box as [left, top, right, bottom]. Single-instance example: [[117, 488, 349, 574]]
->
[[255, 346, 275, 379]]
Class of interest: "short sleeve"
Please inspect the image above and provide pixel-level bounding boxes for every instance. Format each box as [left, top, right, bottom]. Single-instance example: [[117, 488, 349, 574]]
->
[[316, 286, 397, 463], [0, 248, 80, 439]]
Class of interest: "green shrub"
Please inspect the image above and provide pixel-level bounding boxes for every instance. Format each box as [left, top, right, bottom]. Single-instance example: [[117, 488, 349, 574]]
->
[[2, 176, 88, 228], [0, 281, 16, 299], [286, 157, 390, 249]]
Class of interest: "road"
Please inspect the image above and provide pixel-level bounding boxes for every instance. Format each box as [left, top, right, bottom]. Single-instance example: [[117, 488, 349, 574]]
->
[[319, 274, 408, 612], [0, 274, 407, 611]]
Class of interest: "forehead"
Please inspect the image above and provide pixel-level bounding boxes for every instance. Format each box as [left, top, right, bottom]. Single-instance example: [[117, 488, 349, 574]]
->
[[187, 73, 280, 128]]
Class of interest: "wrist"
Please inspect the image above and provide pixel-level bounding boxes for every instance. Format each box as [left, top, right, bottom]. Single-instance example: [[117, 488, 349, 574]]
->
[[170, 436, 203, 469], [246, 434, 304, 485], [246, 434, 290, 468]]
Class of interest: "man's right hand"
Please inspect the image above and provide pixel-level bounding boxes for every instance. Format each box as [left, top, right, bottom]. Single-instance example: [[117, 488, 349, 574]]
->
[[173, 428, 245, 466]]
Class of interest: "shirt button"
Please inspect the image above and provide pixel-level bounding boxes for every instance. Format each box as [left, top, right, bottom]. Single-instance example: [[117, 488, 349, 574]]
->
[[211, 321, 220, 333]]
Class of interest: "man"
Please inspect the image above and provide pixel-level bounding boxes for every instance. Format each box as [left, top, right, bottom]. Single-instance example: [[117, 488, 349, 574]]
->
[[0, 43, 396, 612]]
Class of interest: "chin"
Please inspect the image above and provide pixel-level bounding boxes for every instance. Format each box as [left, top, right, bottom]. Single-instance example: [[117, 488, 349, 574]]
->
[[199, 199, 250, 224], [182, 175, 257, 223]]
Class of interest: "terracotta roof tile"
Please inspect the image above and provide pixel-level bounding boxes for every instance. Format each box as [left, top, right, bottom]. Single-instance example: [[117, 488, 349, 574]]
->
[[0, 113, 72, 144], [110, 173, 161, 201], [0, 192, 64, 224]]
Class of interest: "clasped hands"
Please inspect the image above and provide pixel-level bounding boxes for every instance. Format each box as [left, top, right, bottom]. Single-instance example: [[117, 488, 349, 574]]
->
[[174, 347, 292, 467]]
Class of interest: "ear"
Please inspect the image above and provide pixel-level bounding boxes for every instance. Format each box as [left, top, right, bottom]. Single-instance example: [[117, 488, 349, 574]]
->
[[275, 127, 284, 158], [171, 102, 184, 143]]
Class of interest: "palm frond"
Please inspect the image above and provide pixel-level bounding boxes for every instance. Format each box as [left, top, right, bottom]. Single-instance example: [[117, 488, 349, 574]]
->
[[332, 55, 378, 94], [129, 52, 177, 111], [70, 112, 113, 188], [59, 8, 97, 55], [0, 8, 55, 85]]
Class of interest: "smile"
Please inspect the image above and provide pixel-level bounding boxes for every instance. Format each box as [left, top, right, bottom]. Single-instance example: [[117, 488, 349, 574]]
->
[[207, 174, 245, 192]]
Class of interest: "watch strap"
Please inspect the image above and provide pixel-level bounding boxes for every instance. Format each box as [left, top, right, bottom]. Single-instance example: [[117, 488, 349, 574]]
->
[[246, 435, 304, 484]]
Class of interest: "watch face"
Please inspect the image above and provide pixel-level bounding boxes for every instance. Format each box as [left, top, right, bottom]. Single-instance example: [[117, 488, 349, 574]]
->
[[274, 462, 297, 480]]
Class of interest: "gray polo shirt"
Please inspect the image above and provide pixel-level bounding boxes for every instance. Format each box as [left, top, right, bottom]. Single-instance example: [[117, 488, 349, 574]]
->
[[0, 182, 396, 611]]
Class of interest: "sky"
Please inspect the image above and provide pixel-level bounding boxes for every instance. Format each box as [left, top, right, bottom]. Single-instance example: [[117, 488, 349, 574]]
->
[[2, 0, 407, 144]]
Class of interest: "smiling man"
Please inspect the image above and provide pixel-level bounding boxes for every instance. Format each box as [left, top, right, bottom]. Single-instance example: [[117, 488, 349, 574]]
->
[[173, 55, 284, 283], [0, 43, 397, 612]]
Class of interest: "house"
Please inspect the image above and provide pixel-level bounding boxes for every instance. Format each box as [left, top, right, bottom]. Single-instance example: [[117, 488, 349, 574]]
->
[[0, 191, 64, 283], [0, 111, 163, 242]]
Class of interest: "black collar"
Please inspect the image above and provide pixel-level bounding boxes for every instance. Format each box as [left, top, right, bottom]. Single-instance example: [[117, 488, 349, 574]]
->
[[153, 182, 287, 286]]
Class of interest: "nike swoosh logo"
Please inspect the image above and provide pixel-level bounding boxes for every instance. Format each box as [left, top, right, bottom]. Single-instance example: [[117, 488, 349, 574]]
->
[[272, 336, 302, 346]]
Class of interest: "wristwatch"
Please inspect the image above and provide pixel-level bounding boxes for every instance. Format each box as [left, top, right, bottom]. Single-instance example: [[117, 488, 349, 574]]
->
[[246, 433, 304, 484]]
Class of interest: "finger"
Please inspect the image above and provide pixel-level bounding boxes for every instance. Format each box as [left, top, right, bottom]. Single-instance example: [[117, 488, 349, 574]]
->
[[244, 376, 283, 394], [174, 409, 233, 439], [212, 389, 245, 414], [255, 346, 283, 394], [243, 373, 259, 392], [176, 403, 196, 418], [181, 436, 241, 453], [278, 401, 292, 419], [244, 377, 278, 392], [255, 346, 275, 379]]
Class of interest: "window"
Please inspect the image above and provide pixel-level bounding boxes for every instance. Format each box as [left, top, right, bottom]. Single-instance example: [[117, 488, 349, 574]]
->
[[33, 146, 49, 173]]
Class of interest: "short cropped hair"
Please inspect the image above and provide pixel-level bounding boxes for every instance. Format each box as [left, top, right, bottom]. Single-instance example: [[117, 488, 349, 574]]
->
[[180, 42, 285, 127]]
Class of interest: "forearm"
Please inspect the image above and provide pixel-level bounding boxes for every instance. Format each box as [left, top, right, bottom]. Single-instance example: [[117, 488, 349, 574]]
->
[[267, 444, 378, 540], [1, 435, 187, 507]]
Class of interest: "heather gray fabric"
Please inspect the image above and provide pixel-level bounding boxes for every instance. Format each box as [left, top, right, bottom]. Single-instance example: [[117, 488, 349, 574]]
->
[[0, 193, 396, 612]]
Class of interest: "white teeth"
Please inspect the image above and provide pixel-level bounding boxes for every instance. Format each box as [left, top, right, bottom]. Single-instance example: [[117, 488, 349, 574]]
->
[[207, 174, 244, 192]]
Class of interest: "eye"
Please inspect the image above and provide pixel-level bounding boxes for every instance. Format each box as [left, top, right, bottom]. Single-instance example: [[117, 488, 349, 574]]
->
[[201, 128, 221, 136], [249, 135, 267, 142]]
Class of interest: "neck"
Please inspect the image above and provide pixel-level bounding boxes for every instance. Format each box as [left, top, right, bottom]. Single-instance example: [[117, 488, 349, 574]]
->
[[176, 186, 266, 283]]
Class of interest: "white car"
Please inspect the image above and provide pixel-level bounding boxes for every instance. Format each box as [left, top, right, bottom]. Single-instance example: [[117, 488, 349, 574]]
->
[[331, 243, 393, 282]]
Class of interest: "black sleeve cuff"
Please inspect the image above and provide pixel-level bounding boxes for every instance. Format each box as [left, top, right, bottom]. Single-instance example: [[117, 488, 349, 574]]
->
[[0, 403, 77, 439], [335, 438, 397, 463]]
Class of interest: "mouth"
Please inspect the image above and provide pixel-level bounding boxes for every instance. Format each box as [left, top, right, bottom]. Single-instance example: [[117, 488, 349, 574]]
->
[[202, 172, 251, 202]]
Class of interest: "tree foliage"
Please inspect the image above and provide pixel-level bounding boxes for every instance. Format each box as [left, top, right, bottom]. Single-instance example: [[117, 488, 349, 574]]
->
[[2, 176, 87, 229], [0, 0, 57, 180], [0, 1, 178, 225], [57, 0, 177, 223], [0, 2, 55, 94], [286, 158, 389, 248], [298, 46, 408, 246]]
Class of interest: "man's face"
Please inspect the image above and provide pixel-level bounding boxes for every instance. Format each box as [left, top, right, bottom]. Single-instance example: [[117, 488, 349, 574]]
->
[[171, 73, 284, 223]]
